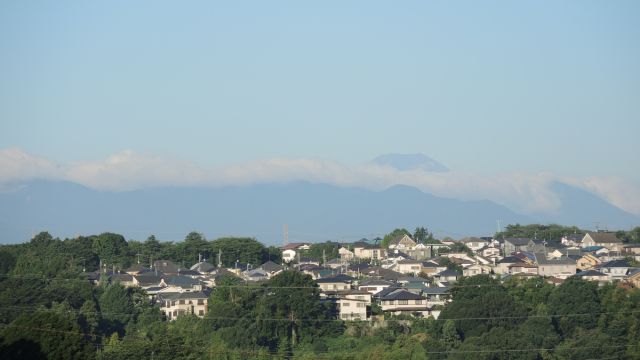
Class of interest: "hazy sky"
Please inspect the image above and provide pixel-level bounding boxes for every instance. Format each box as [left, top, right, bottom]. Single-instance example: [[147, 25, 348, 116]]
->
[[1, 1, 639, 181]]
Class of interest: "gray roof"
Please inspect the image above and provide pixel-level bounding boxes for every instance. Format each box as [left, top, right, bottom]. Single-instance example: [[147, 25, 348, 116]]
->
[[158, 291, 208, 301], [599, 259, 630, 268], [422, 286, 451, 295], [134, 274, 165, 286], [575, 270, 607, 277], [359, 279, 394, 286], [381, 289, 424, 301], [585, 232, 621, 244], [166, 275, 201, 287], [505, 238, 532, 246], [535, 254, 576, 265], [259, 261, 284, 273], [437, 269, 461, 277]]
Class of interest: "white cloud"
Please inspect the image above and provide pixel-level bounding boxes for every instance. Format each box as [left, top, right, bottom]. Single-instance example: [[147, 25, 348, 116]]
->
[[1, 148, 639, 216]]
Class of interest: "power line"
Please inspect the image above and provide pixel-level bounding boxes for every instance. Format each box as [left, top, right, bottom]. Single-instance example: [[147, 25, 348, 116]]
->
[[1, 304, 638, 323]]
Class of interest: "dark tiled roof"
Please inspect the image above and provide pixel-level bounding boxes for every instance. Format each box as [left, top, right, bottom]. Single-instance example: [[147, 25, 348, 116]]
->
[[504, 238, 532, 246], [600, 259, 630, 268], [382, 289, 423, 301], [260, 261, 284, 273], [166, 275, 200, 287], [575, 270, 606, 277], [437, 269, 460, 277]]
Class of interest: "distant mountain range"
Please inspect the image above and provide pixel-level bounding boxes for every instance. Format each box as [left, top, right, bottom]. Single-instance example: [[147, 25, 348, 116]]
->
[[0, 179, 637, 245]]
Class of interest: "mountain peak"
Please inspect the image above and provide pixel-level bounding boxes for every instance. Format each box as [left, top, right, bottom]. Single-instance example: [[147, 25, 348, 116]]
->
[[372, 153, 449, 172]]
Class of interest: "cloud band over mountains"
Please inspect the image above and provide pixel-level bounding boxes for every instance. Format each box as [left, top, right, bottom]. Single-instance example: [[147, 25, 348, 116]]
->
[[1, 147, 639, 217]]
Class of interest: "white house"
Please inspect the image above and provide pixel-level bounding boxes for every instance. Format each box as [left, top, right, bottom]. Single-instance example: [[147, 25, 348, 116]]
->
[[459, 237, 489, 252], [336, 290, 371, 321], [380, 289, 429, 316], [158, 292, 208, 320]]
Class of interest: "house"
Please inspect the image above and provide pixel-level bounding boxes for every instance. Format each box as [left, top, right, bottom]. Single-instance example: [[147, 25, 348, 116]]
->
[[481, 246, 502, 260], [508, 263, 539, 275], [405, 243, 432, 260], [352, 242, 387, 260], [325, 258, 346, 270], [111, 273, 136, 287], [336, 290, 371, 321], [190, 261, 216, 274], [338, 247, 355, 261], [575, 270, 610, 283], [495, 256, 522, 275], [624, 244, 640, 261], [125, 264, 151, 276], [535, 255, 577, 279], [359, 267, 406, 282], [380, 289, 429, 316], [577, 253, 601, 270], [463, 264, 492, 277], [358, 279, 395, 295], [422, 286, 451, 307], [628, 269, 640, 288], [393, 259, 424, 275], [388, 234, 417, 250], [581, 232, 623, 252], [316, 275, 354, 292], [133, 273, 167, 289], [421, 260, 447, 275], [158, 291, 208, 320], [561, 234, 584, 247], [459, 237, 489, 252], [503, 238, 536, 255], [434, 269, 460, 283], [281, 243, 311, 263], [243, 269, 269, 282], [153, 260, 181, 275], [258, 261, 284, 278], [426, 242, 451, 256], [598, 259, 632, 280], [158, 275, 204, 293]]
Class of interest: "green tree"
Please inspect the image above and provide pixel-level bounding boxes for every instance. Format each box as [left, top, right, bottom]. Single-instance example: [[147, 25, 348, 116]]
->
[[92, 233, 130, 269], [99, 283, 134, 333], [547, 277, 600, 337], [1, 310, 95, 360]]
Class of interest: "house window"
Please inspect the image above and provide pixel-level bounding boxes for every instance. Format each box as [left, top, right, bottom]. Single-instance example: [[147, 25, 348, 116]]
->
[[356, 296, 364, 300], [179, 300, 185, 305], [398, 300, 408, 305], [415, 300, 422, 305], [332, 284, 337, 290], [198, 310, 204, 316], [357, 303, 365, 308], [343, 302, 350, 307], [197, 299, 204, 305]]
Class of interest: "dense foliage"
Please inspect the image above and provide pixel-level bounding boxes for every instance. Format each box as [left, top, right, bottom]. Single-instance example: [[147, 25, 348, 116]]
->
[[1, 231, 640, 359]]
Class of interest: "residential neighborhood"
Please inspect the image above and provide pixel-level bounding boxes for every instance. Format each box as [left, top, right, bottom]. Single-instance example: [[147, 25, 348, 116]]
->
[[93, 229, 640, 323]]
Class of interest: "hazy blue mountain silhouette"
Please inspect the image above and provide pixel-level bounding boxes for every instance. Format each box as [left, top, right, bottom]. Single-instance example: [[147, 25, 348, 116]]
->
[[0, 180, 528, 244], [372, 153, 449, 172], [1, 180, 636, 245], [533, 181, 640, 230]]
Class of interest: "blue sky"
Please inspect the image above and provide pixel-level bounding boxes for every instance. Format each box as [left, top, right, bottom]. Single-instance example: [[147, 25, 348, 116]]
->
[[1, 1, 639, 183]]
